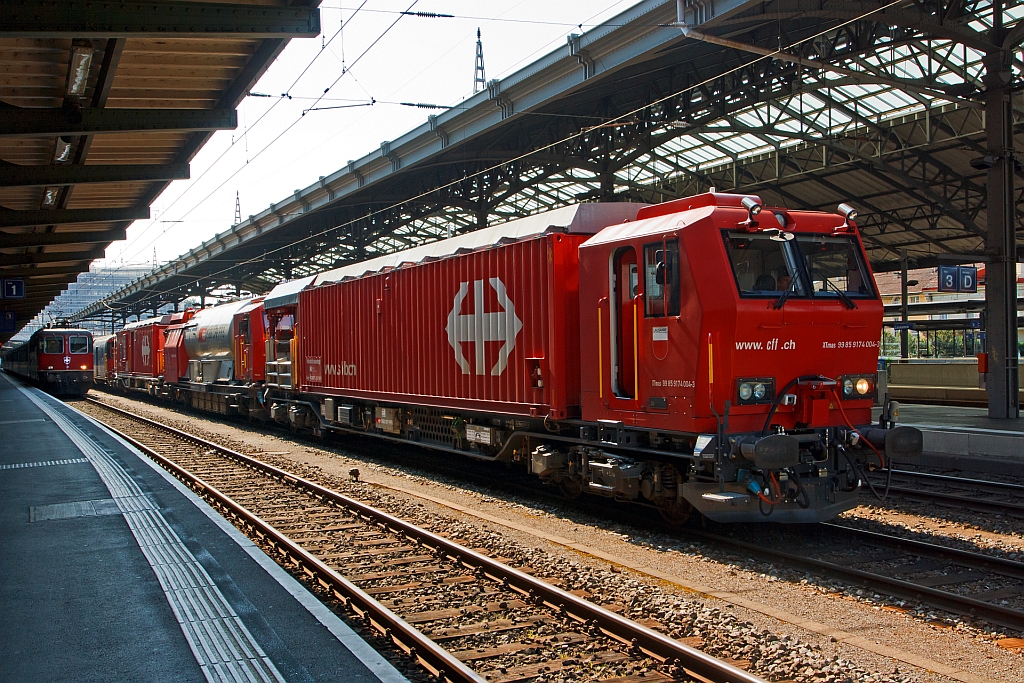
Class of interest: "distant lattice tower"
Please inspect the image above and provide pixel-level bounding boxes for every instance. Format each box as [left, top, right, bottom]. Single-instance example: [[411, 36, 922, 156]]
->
[[234, 190, 241, 225], [473, 28, 486, 93]]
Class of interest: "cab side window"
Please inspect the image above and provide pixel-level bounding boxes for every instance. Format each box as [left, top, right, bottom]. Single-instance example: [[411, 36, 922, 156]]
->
[[644, 240, 680, 317]]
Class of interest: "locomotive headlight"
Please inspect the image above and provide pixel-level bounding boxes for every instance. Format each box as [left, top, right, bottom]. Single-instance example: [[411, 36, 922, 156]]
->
[[737, 378, 774, 404], [839, 375, 875, 400]]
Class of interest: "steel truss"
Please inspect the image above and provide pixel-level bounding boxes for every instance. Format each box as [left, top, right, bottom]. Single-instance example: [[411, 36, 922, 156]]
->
[[76, 0, 1023, 304]]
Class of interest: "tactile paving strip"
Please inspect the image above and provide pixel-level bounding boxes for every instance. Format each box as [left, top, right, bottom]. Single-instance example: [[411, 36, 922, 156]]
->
[[22, 389, 286, 683]]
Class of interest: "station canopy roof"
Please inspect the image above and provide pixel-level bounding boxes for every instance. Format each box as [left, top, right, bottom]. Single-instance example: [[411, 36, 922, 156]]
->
[[0, 0, 321, 343], [61, 0, 1024, 324]]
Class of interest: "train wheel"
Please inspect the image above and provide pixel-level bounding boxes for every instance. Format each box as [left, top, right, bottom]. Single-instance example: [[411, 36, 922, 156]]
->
[[657, 499, 693, 526], [558, 477, 583, 500]]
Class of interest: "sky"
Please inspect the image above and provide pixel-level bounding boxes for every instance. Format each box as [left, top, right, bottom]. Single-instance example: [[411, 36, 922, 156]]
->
[[97, 0, 646, 269]]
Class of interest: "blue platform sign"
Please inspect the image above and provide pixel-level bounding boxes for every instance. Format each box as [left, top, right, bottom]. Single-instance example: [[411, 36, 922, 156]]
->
[[894, 322, 914, 331], [0, 311, 15, 333], [2, 278, 25, 299], [937, 266, 978, 293], [938, 266, 959, 292], [958, 266, 978, 293]]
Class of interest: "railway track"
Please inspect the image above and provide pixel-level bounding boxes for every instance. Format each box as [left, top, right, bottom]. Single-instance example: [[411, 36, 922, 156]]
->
[[696, 523, 1024, 632], [866, 469, 1024, 517], [75, 397, 765, 683]]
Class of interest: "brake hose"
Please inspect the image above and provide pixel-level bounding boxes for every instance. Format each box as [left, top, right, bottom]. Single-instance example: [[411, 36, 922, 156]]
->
[[757, 470, 781, 517], [838, 441, 892, 501], [830, 389, 885, 468], [788, 468, 810, 509]]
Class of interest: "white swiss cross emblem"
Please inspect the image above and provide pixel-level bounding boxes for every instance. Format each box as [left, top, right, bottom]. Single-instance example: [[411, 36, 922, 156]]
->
[[63, 355, 71, 366], [446, 277, 523, 376]]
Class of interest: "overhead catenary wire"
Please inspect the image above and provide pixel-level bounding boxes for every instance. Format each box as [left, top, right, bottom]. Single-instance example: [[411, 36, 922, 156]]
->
[[103, 0, 406, 278], [114, 0, 910, 312], [84, 4, 374, 299], [114, 1, 624, 274]]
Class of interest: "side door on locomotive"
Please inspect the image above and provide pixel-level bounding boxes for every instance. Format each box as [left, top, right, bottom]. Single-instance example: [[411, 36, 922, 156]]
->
[[578, 206, 704, 432]]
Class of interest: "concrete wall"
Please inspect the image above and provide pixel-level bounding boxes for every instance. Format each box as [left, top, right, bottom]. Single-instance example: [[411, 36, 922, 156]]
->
[[890, 361, 981, 388], [887, 361, 1023, 405]]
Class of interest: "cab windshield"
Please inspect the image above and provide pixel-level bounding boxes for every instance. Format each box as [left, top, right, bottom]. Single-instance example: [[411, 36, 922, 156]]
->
[[723, 231, 875, 300], [796, 234, 875, 299], [723, 232, 807, 297]]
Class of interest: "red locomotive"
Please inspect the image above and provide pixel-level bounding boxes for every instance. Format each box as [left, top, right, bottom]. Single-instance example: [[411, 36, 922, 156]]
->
[[2, 327, 94, 395], [94, 194, 922, 522]]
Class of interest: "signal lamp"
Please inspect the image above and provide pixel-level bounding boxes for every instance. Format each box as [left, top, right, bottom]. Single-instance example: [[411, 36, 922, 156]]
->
[[839, 374, 875, 400], [737, 378, 774, 405]]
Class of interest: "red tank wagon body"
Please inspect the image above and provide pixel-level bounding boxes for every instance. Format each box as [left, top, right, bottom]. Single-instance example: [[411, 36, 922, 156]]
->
[[2, 328, 93, 395], [95, 196, 921, 523]]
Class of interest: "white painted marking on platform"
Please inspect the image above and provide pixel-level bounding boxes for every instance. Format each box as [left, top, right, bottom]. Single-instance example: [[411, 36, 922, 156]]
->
[[0, 458, 88, 470], [20, 388, 286, 683], [74, 403, 410, 683]]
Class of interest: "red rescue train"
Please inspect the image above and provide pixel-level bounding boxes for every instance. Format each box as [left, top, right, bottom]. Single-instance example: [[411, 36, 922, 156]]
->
[[90, 194, 922, 522], [2, 327, 94, 395]]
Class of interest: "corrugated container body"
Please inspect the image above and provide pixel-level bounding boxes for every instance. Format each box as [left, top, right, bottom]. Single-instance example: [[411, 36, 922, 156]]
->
[[116, 320, 164, 377], [298, 233, 587, 418]]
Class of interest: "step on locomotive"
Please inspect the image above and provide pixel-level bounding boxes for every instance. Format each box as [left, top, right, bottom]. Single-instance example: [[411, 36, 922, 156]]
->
[[92, 193, 922, 523]]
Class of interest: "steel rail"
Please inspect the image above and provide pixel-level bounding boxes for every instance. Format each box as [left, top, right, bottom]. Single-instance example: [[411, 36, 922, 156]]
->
[[83, 398, 767, 683], [92, 408, 484, 683], [867, 469, 1024, 515], [821, 523, 1024, 581], [876, 485, 1024, 515], [885, 470, 1024, 493], [685, 528, 1024, 632]]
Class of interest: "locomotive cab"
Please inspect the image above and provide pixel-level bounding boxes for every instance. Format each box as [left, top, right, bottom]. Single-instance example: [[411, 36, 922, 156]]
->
[[579, 192, 921, 522]]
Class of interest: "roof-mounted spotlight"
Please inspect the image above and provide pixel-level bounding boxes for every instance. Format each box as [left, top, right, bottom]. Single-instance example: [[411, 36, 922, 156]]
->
[[835, 202, 858, 233], [741, 196, 763, 216]]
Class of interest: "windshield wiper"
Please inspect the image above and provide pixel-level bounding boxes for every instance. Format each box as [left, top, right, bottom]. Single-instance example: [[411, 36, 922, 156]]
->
[[772, 284, 794, 310], [823, 277, 857, 309]]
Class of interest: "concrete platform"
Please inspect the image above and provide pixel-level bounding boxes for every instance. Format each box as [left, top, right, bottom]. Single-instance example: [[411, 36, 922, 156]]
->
[[872, 403, 1023, 476], [0, 372, 408, 683]]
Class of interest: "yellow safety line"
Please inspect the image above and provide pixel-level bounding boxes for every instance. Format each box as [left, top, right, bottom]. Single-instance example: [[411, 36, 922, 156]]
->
[[632, 301, 639, 400], [597, 307, 603, 399], [707, 333, 714, 390]]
